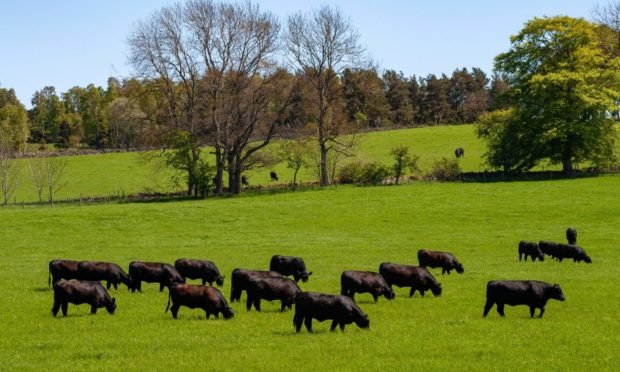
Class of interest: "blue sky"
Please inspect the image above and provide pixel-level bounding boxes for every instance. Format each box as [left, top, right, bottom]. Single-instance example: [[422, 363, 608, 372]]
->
[[0, 0, 600, 107]]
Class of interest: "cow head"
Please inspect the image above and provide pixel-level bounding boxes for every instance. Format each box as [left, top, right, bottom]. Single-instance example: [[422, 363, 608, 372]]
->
[[297, 271, 312, 283], [455, 263, 464, 274], [548, 284, 565, 301], [383, 287, 395, 300], [581, 252, 592, 264], [216, 275, 225, 287], [105, 297, 117, 314], [355, 313, 370, 329], [222, 306, 234, 320], [431, 283, 442, 297]]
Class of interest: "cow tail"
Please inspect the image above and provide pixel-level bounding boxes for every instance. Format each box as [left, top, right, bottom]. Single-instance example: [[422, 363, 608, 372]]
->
[[165, 291, 171, 313]]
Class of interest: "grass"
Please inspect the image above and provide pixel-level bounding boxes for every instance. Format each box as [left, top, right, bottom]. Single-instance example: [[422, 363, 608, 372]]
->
[[0, 175, 618, 370]]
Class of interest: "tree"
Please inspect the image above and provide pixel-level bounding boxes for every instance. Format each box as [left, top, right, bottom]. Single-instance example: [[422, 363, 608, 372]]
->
[[279, 137, 312, 190], [479, 16, 620, 173], [108, 97, 149, 148], [592, 1, 620, 57], [287, 5, 365, 186], [28, 157, 46, 204], [0, 102, 30, 152], [343, 68, 389, 128], [30, 86, 64, 143], [383, 70, 414, 125], [0, 143, 19, 206], [423, 74, 453, 124], [390, 145, 419, 184], [44, 157, 67, 206]]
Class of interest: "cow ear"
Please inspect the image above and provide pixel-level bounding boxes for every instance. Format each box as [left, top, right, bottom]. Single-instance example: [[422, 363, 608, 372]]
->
[[112, 298, 116, 303], [221, 275, 226, 279], [308, 271, 313, 276]]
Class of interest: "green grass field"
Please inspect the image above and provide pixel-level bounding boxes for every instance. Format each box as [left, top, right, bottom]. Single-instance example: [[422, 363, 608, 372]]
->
[[1, 175, 618, 370]]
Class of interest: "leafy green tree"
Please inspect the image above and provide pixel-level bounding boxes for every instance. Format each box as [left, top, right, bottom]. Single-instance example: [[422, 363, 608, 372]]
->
[[423, 74, 453, 124], [478, 16, 620, 173], [279, 138, 312, 190], [30, 86, 64, 143], [390, 145, 419, 184], [0, 103, 29, 152], [383, 70, 414, 125], [343, 68, 390, 128]]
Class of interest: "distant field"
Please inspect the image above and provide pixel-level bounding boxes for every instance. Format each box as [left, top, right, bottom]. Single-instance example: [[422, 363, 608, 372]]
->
[[0, 176, 618, 370], [10, 125, 487, 203]]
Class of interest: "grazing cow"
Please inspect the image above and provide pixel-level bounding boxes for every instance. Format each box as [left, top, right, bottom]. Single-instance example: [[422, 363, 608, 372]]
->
[[241, 175, 249, 186], [49, 259, 80, 287], [340, 270, 395, 302], [379, 263, 442, 298], [166, 284, 233, 320], [128, 261, 185, 292], [454, 147, 464, 158], [246, 276, 301, 312], [77, 261, 131, 290], [269, 255, 312, 283], [417, 250, 464, 274], [552, 244, 592, 263], [483, 280, 565, 318], [52, 280, 116, 317], [294, 292, 370, 333], [174, 259, 224, 287], [230, 269, 283, 302], [566, 227, 577, 245], [270, 171, 278, 181], [518, 241, 544, 262], [539, 241, 561, 259]]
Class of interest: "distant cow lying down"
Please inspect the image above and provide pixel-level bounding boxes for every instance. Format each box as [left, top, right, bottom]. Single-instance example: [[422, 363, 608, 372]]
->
[[483, 280, 565, 318], [166, 284, 233, 320], [294, 292, 369, 332], [52, 280, 116, 317]]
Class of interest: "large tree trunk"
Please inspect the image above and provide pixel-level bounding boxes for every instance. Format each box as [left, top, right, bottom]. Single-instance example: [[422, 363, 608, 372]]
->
[[214, 144, 224, 195], [562, 158, 574, 175], [319, 141, 329, 186]]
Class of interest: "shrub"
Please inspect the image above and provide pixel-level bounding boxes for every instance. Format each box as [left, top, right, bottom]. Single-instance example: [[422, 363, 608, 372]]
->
[[338, 161, 363, 184], [428, 157, 462, 181], [360, 162, 391, 185]]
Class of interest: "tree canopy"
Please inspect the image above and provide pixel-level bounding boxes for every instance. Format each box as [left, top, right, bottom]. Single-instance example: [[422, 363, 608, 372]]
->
[[478, 16, 620, 173]]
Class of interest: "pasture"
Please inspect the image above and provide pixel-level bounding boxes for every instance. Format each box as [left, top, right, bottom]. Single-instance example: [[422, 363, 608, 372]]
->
[[1, 175, 618, 370]]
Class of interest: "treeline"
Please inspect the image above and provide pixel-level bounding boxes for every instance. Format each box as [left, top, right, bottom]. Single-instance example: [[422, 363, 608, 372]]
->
[[0, 68, 509, 151]]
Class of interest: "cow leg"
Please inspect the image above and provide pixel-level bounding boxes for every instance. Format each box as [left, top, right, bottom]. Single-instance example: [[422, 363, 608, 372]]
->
[[253, 298, 261, 312], [51, 301, 61, 317], [304, 316, 313, 333], [205, 311, 210, 319], [113, 282, 118, 290], [497, 303, 505, 317], [294, 313, 303, 333], [246, 295, 253, 311], [442, 268, 446, 274], [202, 278, 207, 286], [340, 287, 347, 296], [91, 304, 97, 314], [519, 252, 523, 261], [107, 281, 112, 290], [159, 282, 165, 292], [372, 294, 378, 303], [539, 307, 545, 318], [419, 289, 425, 297], [170, 304, 179, 319], [483, 300, 493, 317], [330, 320, 338, 332], [61, 302, 68, 317], [280, 301, 286, 312], [409, 287, 415, 297], [529, 306, 536, 318], [339, 322, 345, 332]]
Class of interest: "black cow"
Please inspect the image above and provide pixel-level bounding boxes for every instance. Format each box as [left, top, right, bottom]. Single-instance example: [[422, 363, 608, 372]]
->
[[553, 244, 592, 263], [454, 147, 464, 158], [49, 259, 80, 286], [128, 261, 185, 292], [270, 171, 278, 181], [539, 241, 561, 259], [379, 263, 442, 298], [52, 280, 116, 317], [230, 269, 282, 302], [566, 227, 577, 245], [294, 292, 370, 333], [269, 255, 312, 282], [340, 270, 394, 302], [518, 241, 544, 262], [241, 175, 249, 186], [246, 276, 301, 312], [77, 261, 131, 290], [166, 284, 233, 320], [174, 259, 224, 287], [483, 280, 565, 318], [417, 250, 464, 274]]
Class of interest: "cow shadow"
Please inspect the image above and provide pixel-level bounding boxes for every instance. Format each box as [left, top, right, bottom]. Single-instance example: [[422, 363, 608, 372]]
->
[[272, 329, 329, 336], [33, 287, 51, 293]]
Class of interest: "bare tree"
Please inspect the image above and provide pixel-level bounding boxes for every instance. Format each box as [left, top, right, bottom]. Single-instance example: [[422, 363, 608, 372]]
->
[[28, 157, 46, 204], [279, 136, 312, 190], [287, 5, 365, 186], [0, 145, 19, 206], [44, 157, 67, 206]]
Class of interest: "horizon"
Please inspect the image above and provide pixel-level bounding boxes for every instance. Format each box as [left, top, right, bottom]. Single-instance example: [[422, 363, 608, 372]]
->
[[0, 0, 600, 108]]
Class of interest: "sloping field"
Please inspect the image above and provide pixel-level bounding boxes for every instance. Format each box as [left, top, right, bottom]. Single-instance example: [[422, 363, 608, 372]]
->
[[0, 176, 618, 370]]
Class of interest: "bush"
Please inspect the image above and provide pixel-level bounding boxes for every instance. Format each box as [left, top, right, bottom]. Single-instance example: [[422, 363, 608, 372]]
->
[[427, 157, 462, 181], [360, 162, 391, 185], [338, 161, 363, 184]]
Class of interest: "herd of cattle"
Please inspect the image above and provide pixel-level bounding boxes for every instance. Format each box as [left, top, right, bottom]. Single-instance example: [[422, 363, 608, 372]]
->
[[48, 228, 592, 332]]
